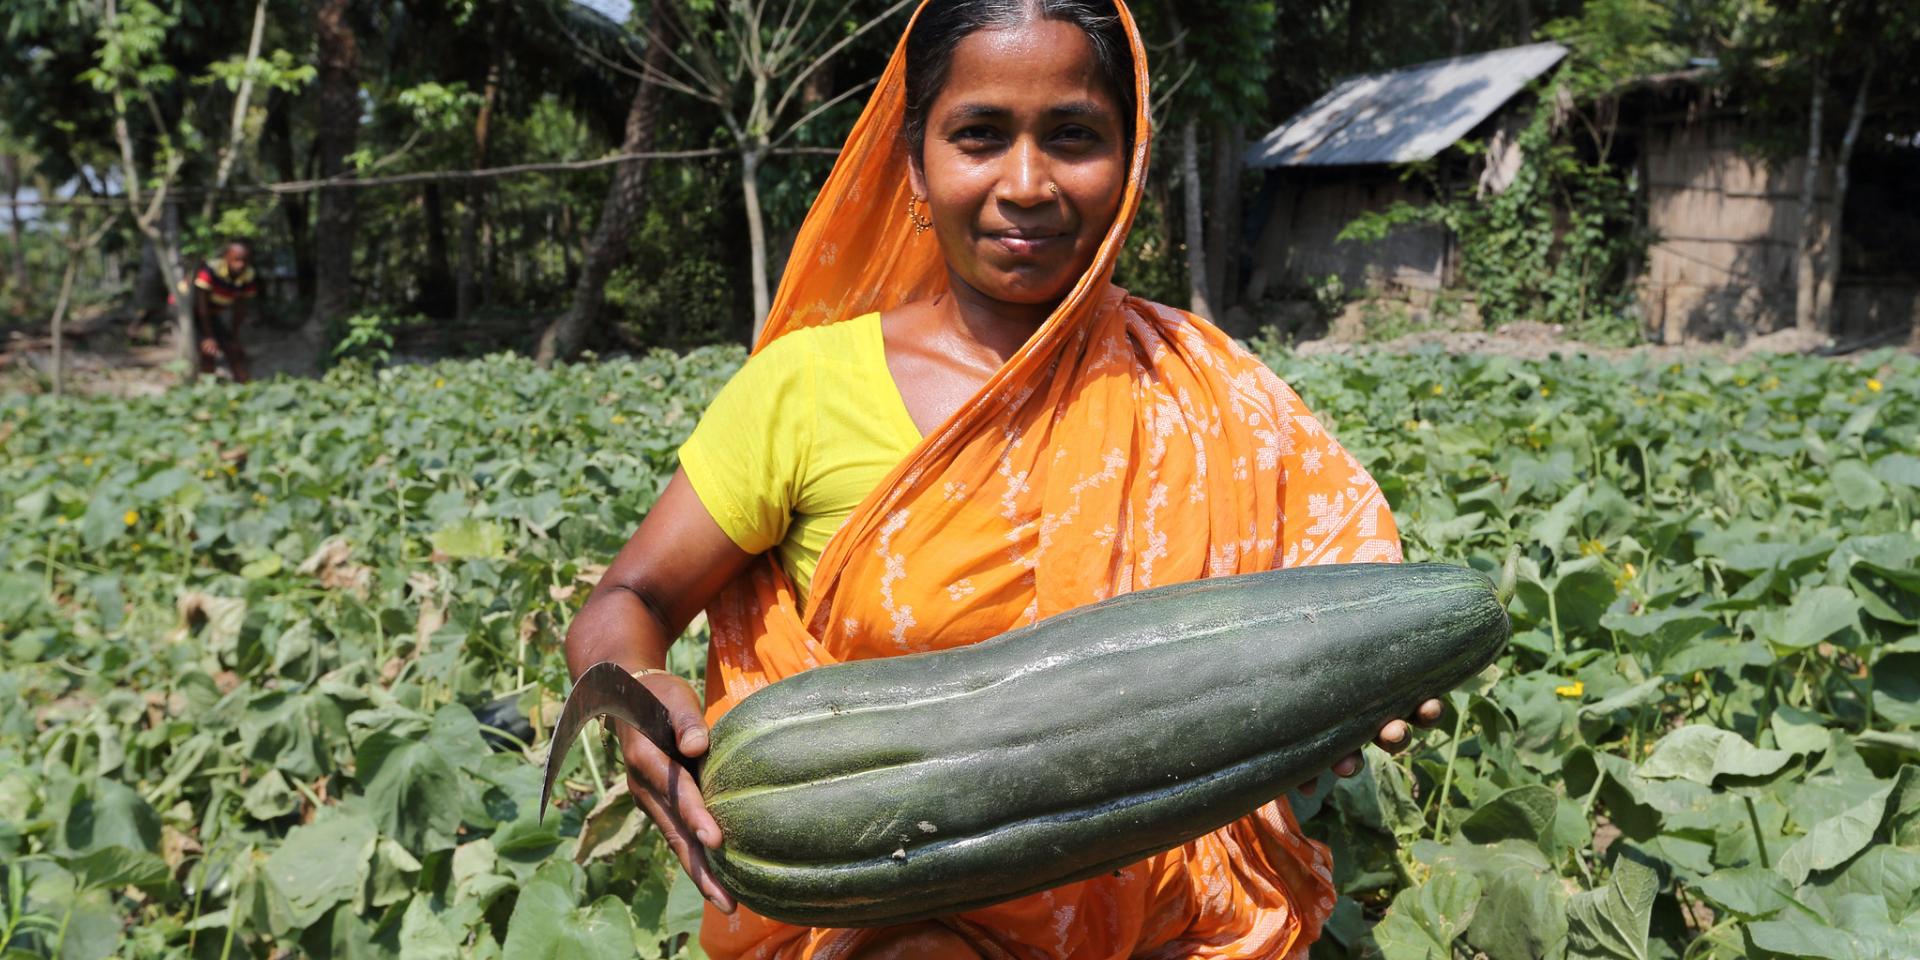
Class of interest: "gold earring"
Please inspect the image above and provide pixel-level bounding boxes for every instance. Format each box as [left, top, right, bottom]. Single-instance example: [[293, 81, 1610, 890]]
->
[[907, 195, 934, 234], [1048, 182, 1059, 195]]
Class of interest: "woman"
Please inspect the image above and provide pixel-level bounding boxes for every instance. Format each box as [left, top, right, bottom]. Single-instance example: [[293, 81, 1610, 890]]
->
[[563, 1, 1438, 956]]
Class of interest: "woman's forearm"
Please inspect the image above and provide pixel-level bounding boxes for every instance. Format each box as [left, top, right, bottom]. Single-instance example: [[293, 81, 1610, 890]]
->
[[564, 584, 676, 681]]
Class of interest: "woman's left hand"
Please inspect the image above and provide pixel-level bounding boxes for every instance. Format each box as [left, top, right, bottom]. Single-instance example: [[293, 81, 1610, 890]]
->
[[1299, 698, 1445, 793]]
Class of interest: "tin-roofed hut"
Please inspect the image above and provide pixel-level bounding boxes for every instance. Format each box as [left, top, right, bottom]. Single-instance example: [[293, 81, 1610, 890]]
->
[[1240, 43, 1569, 308]]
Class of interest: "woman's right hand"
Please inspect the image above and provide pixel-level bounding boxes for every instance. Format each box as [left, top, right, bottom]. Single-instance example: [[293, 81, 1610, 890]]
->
[[617, 671, 735, 913]]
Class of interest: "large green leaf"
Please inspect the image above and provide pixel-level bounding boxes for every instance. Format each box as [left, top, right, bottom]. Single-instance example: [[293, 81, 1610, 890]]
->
[[1366, 869, 1483, 960], [54, 777, 160, 856], [1871, 453, 1920, 489], [500, 862, 637, 960], [1776, 767, 1920, 885], [1693, 865, 1797, 920], [1458, 784, 1558, 847], [356, 735, 464, 857], [1415, 840, 1569, 960], [264, 812, 378, 934], [431, 518, 507, 560], [1566, 855, 1657, 960], [1870, 654, 1920, 726], [1639, 725, 1793, 786], [1831, 460, 1888, 510], [1766, 586, 1862, 650], [1816, 845, 1920, 919], [1746, 894, 1920, 960]]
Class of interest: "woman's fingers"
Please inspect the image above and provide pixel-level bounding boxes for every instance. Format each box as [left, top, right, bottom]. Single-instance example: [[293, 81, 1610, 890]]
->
[[612, 674, 731, 910], [1374, 718, 1410, 752], [1332, 751, 1363, 778], [1412, 698, 1445, 727], [628, 773, 736, 912], [618, 723, 723, 848], [648, 674, 713, 757]]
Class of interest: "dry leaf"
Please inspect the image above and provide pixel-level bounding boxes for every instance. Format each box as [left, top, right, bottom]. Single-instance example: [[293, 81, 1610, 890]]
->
[[298, 537, 372, 598]]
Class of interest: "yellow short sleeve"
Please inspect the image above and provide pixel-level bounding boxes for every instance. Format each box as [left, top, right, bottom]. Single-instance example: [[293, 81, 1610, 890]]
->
[[676, 314, 922, 601], [678, 336, 815, 555]]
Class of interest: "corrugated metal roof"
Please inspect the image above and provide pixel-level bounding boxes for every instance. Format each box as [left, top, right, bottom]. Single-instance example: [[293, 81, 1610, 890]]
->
[[1245, 42, 1569, 169]]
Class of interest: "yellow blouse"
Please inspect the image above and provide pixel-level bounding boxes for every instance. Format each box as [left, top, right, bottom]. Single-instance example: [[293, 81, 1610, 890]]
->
[[677, 313, 922, 603]]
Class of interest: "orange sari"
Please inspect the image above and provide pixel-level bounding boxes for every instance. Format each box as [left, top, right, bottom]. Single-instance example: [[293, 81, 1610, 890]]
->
[[697, 2, 1403, 957]]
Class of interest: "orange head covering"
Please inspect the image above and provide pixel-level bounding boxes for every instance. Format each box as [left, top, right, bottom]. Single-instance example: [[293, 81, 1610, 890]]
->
[[701, 2, 1402, 957]]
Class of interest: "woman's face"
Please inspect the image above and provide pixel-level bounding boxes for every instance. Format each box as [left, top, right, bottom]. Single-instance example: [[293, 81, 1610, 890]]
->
[[910, 18, 1129, 310]]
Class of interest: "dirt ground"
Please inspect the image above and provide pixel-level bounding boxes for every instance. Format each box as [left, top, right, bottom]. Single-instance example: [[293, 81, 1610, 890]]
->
[[3, 315, 330, 398], [1287, 319, 1899, 363], [2, 312, 1911, 399]]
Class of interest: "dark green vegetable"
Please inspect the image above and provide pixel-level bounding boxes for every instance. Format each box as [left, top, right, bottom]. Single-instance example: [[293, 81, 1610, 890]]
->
[[701, 562, 1511, 927]]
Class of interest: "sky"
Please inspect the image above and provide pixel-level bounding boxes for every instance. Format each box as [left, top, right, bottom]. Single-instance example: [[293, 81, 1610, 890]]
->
[[572, 0, 633, 26]]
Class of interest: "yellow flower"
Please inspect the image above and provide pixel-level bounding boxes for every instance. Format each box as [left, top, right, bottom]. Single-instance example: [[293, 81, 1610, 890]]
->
[[252, 493, 269, 505], [610, 415, 627, 425], [224, 464, 238, 475], [1402, 419, 1421, 432], [1624, 562, 1637, 579], [130, 542, 142, 552], [1580, 539, 1607, 557], [1867, 378, 1883, 393], [1763, 376, 1780, 390], [203, 468, 216, 479], [1555, 680, 1584, 698], [1734, 376, 1748, 387], [55, 516, 68, 526], [122, 510, 139, 527], [1430, 384, 1445, 396], [1540, 386, 1551, 397], [81, 456, 94, 467], [433, 377, 447, 389]]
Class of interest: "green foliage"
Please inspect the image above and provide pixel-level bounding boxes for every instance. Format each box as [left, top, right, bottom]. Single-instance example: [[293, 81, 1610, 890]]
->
[[0, 348, 741, 957], [78, 0, 176, 93], [330, 311, 417, 367], [3, 344, 1918, 957], [1260, 344, 1920, 959], [1111, 185, 1188, 308], [200, 49, 315, 96]]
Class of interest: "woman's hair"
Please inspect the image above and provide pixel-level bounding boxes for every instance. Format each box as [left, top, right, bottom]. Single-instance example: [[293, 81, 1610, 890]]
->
[[902, 0, 1136, 159]]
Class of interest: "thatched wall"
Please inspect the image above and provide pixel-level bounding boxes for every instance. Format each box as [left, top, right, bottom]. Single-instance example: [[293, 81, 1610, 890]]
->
[[1245, 171, 1453, 299], [1639, 114, 1920, 344], [1639, 117, 1809, 342]]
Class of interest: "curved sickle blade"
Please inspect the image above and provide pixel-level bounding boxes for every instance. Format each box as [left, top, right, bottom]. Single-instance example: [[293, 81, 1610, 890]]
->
[[539, 661, 697, 822]]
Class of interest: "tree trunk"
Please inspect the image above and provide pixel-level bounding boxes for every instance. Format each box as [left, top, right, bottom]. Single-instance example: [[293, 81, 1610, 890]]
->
[[200, 0, 268, 225], [267, 94, 315, 304], [744, 146, 772, 342], [2, 154, 25, 304], [160, 200, 195, 369], [49, 241, 83, 397], [1820, 57, 1873, 331], [1179, 119, 1212, 321], [458, 19, 505, 325], [1514, 0, 1533, 44], [1205, 122, 1242, 321], [421, 183, 455, 317], [1794, 67, 1826, 334], [307, 0, 361, 349], [536, 0, 667, 364]]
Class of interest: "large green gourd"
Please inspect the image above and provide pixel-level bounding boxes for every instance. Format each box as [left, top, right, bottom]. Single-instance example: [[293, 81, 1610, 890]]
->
[[700, 562, 1510, 927]]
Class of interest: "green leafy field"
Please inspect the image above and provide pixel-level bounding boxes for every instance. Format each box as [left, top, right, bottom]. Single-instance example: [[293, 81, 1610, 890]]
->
[[2, 344, 1916, 959]]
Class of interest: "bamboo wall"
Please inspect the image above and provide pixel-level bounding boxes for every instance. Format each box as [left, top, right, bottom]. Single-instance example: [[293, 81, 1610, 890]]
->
[[1638, 117, 1809, 343]]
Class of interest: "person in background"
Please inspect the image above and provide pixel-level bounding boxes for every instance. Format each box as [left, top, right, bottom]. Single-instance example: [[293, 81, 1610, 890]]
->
[[193, 240, 257, 382]]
